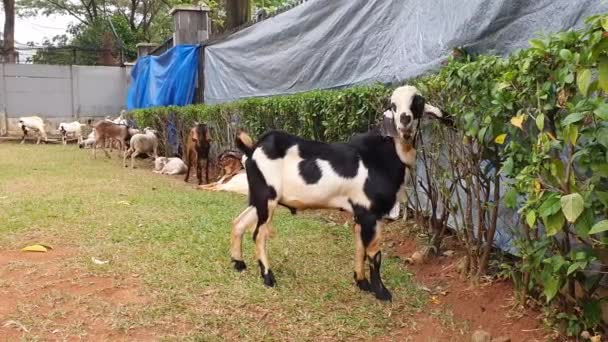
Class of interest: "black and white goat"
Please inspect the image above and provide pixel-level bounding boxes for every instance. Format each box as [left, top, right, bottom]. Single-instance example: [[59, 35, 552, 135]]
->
[[231, 85, 448, 301], [18, 116, 47, 144], [58, 121, 85, 145]]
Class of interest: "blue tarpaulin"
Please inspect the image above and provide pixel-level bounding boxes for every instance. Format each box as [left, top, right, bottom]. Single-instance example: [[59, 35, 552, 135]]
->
[[126, 45, 200, 110]]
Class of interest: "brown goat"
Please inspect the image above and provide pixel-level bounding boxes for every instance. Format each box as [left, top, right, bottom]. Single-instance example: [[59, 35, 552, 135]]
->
[[184, 123, 212, 185], [93, 121, 131, 159], [199, 150, 243, 190]]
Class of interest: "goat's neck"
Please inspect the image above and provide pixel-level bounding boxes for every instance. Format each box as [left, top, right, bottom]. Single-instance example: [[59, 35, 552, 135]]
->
[[394, 139, 416, 168]]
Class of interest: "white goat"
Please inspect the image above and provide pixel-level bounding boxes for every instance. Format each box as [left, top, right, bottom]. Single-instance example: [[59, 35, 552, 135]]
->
[[153, 157, 187, 175], [58, 121, 85, 145], [18, 116, 47, 144], [124, 128, 159, 168], [79, 131, 96, 149]]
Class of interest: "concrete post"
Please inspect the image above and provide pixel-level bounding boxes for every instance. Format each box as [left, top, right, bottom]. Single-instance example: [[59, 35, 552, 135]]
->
[[170, 4, 210, 104], [136, 43, 159, 58], [170, 5, 210, 45]]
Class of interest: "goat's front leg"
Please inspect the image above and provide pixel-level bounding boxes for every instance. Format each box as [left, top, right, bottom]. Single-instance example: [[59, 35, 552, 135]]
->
[[231, 206, 257, 271], [363, 219, 391, 301], [196, 158, 203, 185], [353, 224, 371, 292], [205, 158, 210, 184]]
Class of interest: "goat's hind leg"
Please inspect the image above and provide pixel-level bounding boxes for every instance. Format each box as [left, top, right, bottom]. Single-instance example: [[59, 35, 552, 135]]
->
[[231, 206, 257, 271], [254, 200, 278, 287]]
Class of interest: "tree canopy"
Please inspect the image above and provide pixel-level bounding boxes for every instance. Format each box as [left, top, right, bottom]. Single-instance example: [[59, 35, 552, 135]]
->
[[19, 0, 296, 65]]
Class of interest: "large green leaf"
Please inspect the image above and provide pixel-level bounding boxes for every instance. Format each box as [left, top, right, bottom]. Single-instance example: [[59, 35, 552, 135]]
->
[[594, 102, 608, 120], [529, 39, 546, 51], [535, 113, 545, 131], [575, 209, 594, 239], [577, 68, 592, 96], [567, 261, 587, 276], [544, 212, 565, 236], [543, 273, 560, 303], [561, 112, 585, 126], [538, 194, 562, 218], [599, 55, 608, 92], [559, 49, 573, 61], [589, 220, 608, 235], [526, 210, 537, 228], [504, 188, 518, 209], [560, 193, 584, 223]]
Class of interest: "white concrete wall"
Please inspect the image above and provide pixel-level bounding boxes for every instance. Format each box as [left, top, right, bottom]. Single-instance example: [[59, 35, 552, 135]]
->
[[0, 64, 132, 135]]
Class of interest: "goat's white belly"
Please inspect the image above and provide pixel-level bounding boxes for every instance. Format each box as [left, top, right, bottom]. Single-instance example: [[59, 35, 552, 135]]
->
[[279, 156, 369, 212]]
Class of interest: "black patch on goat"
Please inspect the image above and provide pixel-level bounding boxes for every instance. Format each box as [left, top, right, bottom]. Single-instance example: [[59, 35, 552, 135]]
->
[[348, 133, 407, 217], [298, 159, 322, 184], [244, 158, 277, 241], [411, 94, 426, 119], [256, 130, 360, 178]]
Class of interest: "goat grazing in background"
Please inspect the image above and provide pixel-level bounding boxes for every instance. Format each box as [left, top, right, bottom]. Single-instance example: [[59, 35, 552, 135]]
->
[[124, 128, 159, 168], [18, 116, 47, 144], [92, 120, 131, 159], [184, 122, 212, 185], [230, 85, 449, 301], [58, 121, 85, 145]]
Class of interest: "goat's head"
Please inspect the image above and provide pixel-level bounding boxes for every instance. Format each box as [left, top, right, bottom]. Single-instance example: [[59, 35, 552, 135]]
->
[[192, 122, 212, 144], [383, 85, 449, 140], [143, 127, 157, 135], [154, 157, 169, 171]]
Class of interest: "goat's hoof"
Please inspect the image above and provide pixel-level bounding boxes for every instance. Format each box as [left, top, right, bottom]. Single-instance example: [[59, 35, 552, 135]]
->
[[355, 277, 372, 292], [262, 270, 276, 287], [374, 287, 392, 302], [232, 259, 247, 272]]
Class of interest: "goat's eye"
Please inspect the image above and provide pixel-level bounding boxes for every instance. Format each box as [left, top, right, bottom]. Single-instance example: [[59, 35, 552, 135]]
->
[[391, 103, 397, 112]]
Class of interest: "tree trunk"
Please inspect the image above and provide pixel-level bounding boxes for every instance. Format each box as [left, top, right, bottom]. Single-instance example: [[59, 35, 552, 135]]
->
[[225, 0, 251, 30], [3, 0, 16, 63]]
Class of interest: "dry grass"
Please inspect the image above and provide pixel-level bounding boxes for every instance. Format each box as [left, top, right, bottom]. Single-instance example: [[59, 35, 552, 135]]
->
[[0, 144, 429, 340]]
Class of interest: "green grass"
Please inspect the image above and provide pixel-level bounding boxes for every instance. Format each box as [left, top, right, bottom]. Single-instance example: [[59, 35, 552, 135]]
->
[[0, 144, 427, 340]]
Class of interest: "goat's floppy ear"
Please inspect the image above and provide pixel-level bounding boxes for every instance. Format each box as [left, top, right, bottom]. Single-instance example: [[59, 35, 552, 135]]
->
[[380, 110, 399, 138], [424, 104, 455, 127], [411, 94, 426, 119]]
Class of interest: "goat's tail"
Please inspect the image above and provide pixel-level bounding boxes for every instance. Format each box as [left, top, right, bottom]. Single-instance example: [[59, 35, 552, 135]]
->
[[235, 131, 255, 158]]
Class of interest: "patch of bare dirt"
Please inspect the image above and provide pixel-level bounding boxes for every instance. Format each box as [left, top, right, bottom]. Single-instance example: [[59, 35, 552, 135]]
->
[[385, 231, 548, 342], [0, 247, 156, 341]]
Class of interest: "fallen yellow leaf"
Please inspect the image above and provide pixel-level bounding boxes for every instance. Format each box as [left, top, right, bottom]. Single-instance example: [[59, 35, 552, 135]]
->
[[21, 244, 50, 253], [510, 114, 526, 129], [494, 134, 507, 144], [431, 296, 441, 305]]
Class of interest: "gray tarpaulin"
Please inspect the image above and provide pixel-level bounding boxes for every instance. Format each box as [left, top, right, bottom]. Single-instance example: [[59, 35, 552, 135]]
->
[[204, 0, 608, 104]]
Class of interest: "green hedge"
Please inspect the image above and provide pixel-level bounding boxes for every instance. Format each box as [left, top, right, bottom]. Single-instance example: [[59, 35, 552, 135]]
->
[[130, 13, 608, 336], [131, 84, 390, 154]]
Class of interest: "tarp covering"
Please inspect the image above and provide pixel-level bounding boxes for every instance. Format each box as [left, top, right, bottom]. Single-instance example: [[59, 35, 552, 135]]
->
[[126, 45, 200, 110], [204, 0, 608, 104]]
